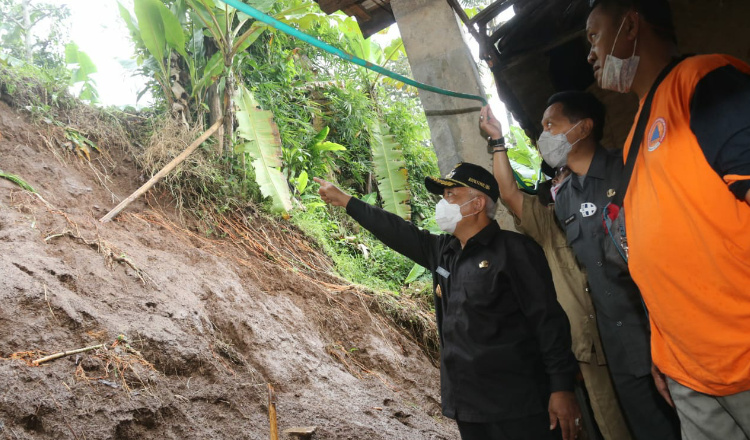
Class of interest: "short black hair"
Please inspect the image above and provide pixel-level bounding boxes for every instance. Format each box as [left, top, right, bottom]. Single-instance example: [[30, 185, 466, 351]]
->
[[547, 91, 606, 142], [590, 0, 677, 43]]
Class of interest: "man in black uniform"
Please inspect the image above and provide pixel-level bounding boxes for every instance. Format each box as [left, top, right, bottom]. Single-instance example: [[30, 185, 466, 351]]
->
[[540, 91, 680, 439], [314, 164, 581, 440]]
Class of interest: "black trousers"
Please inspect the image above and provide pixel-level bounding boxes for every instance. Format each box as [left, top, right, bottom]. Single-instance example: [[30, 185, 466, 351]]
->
[[610, 372, 681, 440], [456, 414, 563, 440]]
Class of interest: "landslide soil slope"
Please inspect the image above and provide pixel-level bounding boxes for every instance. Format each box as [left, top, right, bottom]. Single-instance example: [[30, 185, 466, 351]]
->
[[0, 101, 456, 440]]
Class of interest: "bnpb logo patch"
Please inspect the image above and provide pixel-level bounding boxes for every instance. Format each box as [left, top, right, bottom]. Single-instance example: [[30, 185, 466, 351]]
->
[[647, 118, 667, 152]]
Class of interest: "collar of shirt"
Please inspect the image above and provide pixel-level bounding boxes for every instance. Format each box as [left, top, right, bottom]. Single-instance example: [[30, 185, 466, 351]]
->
[[446, 220, 501, 254], [572, 146, 608, 190]]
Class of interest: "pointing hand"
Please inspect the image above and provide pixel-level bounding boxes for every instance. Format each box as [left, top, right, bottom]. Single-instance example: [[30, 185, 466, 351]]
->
[[314, 177, 352, 207]]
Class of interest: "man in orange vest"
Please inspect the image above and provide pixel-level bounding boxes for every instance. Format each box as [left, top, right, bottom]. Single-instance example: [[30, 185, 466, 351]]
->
[[587, 1, 750, 438]]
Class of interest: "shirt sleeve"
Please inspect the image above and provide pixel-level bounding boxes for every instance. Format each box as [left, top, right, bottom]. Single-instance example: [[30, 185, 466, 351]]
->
[[508, 236, 578, 392], [690, 64, 750, 199], [346, 197, 442, 271], [514, 193, 557, 246]]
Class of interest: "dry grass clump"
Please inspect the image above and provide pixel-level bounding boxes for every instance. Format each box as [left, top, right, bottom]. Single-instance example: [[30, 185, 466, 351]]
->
[[136, 116, 229, 217], [64, 104, 131, 152]]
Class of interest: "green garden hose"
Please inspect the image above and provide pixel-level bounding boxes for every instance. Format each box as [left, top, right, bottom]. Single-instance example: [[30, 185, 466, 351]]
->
[[217, 0, 537, 194]]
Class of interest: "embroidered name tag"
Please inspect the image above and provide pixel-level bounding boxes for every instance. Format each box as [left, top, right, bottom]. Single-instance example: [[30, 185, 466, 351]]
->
[[564, 215, 577, 226], [436, 266, 450, 279]]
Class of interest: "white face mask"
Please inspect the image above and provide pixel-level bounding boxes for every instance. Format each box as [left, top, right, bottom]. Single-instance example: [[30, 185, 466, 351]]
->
[[601, 16, 640, 93], [435, 197, 478, 234], [550, 173, 572, 202], [537, 121, 582, 169]]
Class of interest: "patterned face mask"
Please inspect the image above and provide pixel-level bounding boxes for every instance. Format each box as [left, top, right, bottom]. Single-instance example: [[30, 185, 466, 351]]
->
[[601, 16, 640, 93]]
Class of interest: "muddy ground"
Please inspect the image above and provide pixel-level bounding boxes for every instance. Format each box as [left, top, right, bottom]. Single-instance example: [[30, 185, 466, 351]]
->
[[0, 100, 458, 440]]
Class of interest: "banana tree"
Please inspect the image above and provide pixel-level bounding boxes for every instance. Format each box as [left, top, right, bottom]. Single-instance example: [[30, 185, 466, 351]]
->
[[118, 0, 190, 122]]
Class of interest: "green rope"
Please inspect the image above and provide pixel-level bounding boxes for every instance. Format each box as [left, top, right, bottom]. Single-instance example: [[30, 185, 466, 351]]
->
[[217, 0, 537, 194]]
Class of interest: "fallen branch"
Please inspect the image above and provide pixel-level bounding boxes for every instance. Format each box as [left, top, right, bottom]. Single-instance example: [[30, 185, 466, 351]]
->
[[99, 118, 223, 223], [33, 344, 105, 366]]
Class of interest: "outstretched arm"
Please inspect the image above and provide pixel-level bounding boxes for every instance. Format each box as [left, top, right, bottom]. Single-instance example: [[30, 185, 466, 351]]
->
[[315, 177, 441, 270], [481, 106, 524, 218]]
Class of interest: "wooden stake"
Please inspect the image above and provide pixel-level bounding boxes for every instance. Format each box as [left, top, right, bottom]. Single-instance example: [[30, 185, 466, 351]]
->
[[33, 344, 105, 366], [268, 383, 279, 440], [99, 119, 223, 223]]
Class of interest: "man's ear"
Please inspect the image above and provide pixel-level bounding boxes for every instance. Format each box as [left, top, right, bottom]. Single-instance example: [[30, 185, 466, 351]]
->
[[625, 10, 640, 41], [581, 118, 595, 140], [475, 194, 487, 214]]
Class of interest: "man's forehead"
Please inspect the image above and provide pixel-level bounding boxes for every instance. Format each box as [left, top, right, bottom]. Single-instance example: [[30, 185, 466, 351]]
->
[[587, 5, 611, 30], [543, 103, 565, 121]]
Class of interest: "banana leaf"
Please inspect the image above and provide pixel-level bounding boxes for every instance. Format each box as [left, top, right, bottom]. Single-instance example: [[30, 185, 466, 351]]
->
[[370, 120, 411, 220], [235, 85, 292, 214], [0, 171, 36, 193], [134, 0, 167, 66]]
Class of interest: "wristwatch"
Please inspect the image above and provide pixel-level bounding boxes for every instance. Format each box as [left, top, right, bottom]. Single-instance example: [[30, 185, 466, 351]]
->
[[487, 136, 506, 154]]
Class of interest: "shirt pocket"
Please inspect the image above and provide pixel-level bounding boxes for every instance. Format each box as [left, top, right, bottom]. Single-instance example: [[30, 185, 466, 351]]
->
[[462, 274, 517, 316], [551, 226, 578, 270]]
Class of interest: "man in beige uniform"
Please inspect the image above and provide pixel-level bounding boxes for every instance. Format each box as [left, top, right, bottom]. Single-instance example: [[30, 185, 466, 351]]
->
[[480, 105, 631, 440]]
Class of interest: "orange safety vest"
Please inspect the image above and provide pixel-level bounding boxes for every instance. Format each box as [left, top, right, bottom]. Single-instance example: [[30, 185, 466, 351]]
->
[[624, 54, 750, 396]]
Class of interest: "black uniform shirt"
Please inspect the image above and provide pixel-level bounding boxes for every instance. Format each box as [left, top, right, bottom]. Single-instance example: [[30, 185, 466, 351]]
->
[[554, 148, 651, 377], [347, 197, 577, 423]]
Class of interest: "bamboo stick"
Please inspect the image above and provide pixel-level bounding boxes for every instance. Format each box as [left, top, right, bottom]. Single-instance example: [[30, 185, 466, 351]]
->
[[268, 383, 279, 440], [99, 119, 223, 223], [33, 344, 105, 366]]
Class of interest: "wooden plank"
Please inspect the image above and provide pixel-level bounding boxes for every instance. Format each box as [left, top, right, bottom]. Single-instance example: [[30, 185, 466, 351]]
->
[[343, 4, 371, 21], [317, 0, 360, 14], [358, 6, 395, 38], [282, 426, 317, 438]]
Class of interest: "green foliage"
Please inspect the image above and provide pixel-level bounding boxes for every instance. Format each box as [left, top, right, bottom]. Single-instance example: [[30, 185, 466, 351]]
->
[[0, 170, 36, 192], [283, 125, 346, 187], [292, 197, 415, 292], [64, 43, 98, 103], [507, 125, 542, 185], [0, 63, 74, 119], [0, 0, 70, 68]]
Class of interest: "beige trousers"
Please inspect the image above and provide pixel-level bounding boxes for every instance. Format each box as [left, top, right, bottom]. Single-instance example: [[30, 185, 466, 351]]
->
[[579, 360, 633, 440]]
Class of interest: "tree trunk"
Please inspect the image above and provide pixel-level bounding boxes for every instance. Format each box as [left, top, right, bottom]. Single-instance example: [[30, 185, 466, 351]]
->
[[23, 2, 32, 63], [205, 38, 224, 154], [222, 19, 234, 159], [222, 63, 234, 158]]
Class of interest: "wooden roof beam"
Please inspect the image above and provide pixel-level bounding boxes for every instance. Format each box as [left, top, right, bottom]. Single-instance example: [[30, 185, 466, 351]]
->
[[317, 0, 359, 14]]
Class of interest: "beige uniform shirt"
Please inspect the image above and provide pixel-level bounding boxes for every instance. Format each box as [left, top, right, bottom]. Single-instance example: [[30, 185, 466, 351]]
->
[[510, 193, 606, 365]]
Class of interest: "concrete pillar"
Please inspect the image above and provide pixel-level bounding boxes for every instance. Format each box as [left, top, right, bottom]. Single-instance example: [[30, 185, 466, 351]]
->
[[391, 0, 517, 231], [390, 0, 487, 176]]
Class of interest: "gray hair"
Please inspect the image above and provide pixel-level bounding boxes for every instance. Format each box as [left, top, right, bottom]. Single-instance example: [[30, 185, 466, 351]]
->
[[469, 189, 497, 220]]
